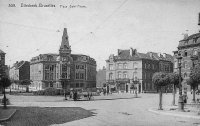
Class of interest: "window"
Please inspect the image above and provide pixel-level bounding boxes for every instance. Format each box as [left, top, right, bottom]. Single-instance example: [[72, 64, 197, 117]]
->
[[80, 73, 84, 79], [76, 73, 79, 79], [76, 83, 79, 87], [152, 64, 154, 70], [144, 73, 146, 79], [118, 72, 122, 79], [184, 51, 187, 57], [45, 65, 49, 70], [109, 73, 113, 80], [109, 64, 113, 70], [123, 63, 127, 69], [80, 83, 84, 87], [118, 63, 122, 69], [76, 65, 79, 69], [123, 72, 128, 78], [193, 50, 198, 56], [133, 63, 138, 69], [183, 61, 187, 69], [148, 64, 151, 69], [62, 64, 67, 71]]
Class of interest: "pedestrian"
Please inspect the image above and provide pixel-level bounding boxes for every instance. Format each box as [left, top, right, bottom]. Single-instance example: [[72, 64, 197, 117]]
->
[[183, 92, 188, 104], [73, 90, 77, 101]]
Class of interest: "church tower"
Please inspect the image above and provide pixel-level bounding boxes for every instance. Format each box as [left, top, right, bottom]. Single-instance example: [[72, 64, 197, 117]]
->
[[59, 28, 72, 89]]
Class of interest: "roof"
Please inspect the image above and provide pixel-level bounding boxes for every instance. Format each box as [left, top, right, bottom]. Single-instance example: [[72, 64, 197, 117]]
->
[[0, 49, 5, 54], [11, 61, 29, 69], [181, 33, 200, 41], [107, 48, 173, 62]]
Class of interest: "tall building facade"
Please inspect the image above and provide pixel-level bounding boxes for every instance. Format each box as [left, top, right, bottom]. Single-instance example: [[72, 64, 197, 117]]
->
[[173, 32, 200, 90], [30, 28, 97, 90], [106, 48, 173, 93], [30, 54, 58, 90], [0, 49, 6, 77]]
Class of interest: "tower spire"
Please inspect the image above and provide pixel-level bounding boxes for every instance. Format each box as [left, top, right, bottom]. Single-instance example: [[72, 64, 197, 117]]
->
[[59, 28, 71, 54]]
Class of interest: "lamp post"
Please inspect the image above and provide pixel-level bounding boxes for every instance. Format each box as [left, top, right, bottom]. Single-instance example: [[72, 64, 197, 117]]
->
[[190, 55, 198, 103], [132, 77, 140, 97], [177, 52, 184, 111]]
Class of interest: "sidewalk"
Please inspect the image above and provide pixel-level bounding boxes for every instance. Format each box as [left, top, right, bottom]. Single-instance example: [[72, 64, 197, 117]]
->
[[0, 108, 16, 122], [148, 104, 200, 119]]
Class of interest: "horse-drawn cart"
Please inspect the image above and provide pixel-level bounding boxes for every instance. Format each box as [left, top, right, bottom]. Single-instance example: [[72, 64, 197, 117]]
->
[[69, 88, 99, 101]]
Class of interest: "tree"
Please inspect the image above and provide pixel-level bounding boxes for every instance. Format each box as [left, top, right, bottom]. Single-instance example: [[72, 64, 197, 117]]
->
[[168, 73, 182, 106], [187, 65, 200, 103], [0, 76, 11, 109], [152, 72, 170, 110], [20, 79, 32, 92]]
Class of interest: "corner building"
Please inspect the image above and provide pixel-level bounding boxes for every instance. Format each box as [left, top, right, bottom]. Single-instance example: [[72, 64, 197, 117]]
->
[[173, 32, 200, 91], [106, 48, 173, 93], [30, 28, 96, 90]]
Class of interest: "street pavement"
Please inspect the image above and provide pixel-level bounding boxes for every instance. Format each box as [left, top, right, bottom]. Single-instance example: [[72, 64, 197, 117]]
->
[[5, 92, 200, 126]]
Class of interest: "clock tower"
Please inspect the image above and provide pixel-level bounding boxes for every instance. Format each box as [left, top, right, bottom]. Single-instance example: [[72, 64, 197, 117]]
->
[[59, 28, 72, 89]]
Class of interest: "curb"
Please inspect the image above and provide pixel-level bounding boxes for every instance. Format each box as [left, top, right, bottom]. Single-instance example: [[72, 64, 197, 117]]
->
[[148, 108, 200, 119], [0, 109, 17, 122]]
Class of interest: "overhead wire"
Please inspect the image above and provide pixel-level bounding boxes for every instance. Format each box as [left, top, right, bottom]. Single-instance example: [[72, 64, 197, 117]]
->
[[72, 0, 129, 46]]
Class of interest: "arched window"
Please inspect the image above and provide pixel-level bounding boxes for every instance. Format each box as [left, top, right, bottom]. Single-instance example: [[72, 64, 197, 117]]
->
[[118, 72, 122, 79], [193, 50, 198, 56], [109, 73, 113, 80], [123, 63, 127, 69], [123, 72, 128, 78], [184, 50, 187, 57]]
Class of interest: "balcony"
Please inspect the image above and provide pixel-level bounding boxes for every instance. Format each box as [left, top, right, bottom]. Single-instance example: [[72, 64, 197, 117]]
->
[[115, 78, 130, 83]]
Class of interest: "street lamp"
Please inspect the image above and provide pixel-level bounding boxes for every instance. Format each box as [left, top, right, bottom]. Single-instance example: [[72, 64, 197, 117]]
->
[[132, 77, 139, 97], [177, 52, 184, 111], [190, 54, 198, 103]]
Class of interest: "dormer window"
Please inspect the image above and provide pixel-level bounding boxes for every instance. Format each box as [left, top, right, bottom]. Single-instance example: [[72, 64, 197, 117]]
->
[[184, 41, 188, 45], [184, 51, 187, 57], [193, 50, 198, 56]]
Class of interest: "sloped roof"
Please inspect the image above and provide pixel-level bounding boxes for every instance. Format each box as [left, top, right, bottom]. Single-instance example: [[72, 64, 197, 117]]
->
[[0, 49, 5, 54]]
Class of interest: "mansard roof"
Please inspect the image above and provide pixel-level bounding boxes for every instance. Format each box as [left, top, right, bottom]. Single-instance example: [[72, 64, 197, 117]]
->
[[107, 48, 173, 62], [71, 54, 96, 64], [178, 32, 200, 48]]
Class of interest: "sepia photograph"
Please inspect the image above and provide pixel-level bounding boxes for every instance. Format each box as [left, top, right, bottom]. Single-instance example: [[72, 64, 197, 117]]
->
[[0, 0, 200, 125]]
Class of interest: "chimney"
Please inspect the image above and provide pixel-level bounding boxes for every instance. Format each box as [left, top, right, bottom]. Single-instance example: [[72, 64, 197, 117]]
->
[[149, 52, 153, 58], [130, 48, 133, 56], [183, 33, 188, 40], [133, 49, 137, 55], [118, 49, 122, 55], [163, 53, 167, 58]]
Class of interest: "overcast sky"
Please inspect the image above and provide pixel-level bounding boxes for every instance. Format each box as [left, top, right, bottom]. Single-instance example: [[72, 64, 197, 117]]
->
[[0, 0, 200, 69]]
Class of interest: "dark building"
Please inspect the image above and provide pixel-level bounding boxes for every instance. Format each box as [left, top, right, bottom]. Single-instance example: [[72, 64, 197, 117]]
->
[[9, 61, 30, 89]]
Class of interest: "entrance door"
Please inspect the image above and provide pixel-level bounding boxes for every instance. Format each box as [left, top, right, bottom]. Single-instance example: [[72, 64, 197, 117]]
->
[[126, 85, 128, 93]]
